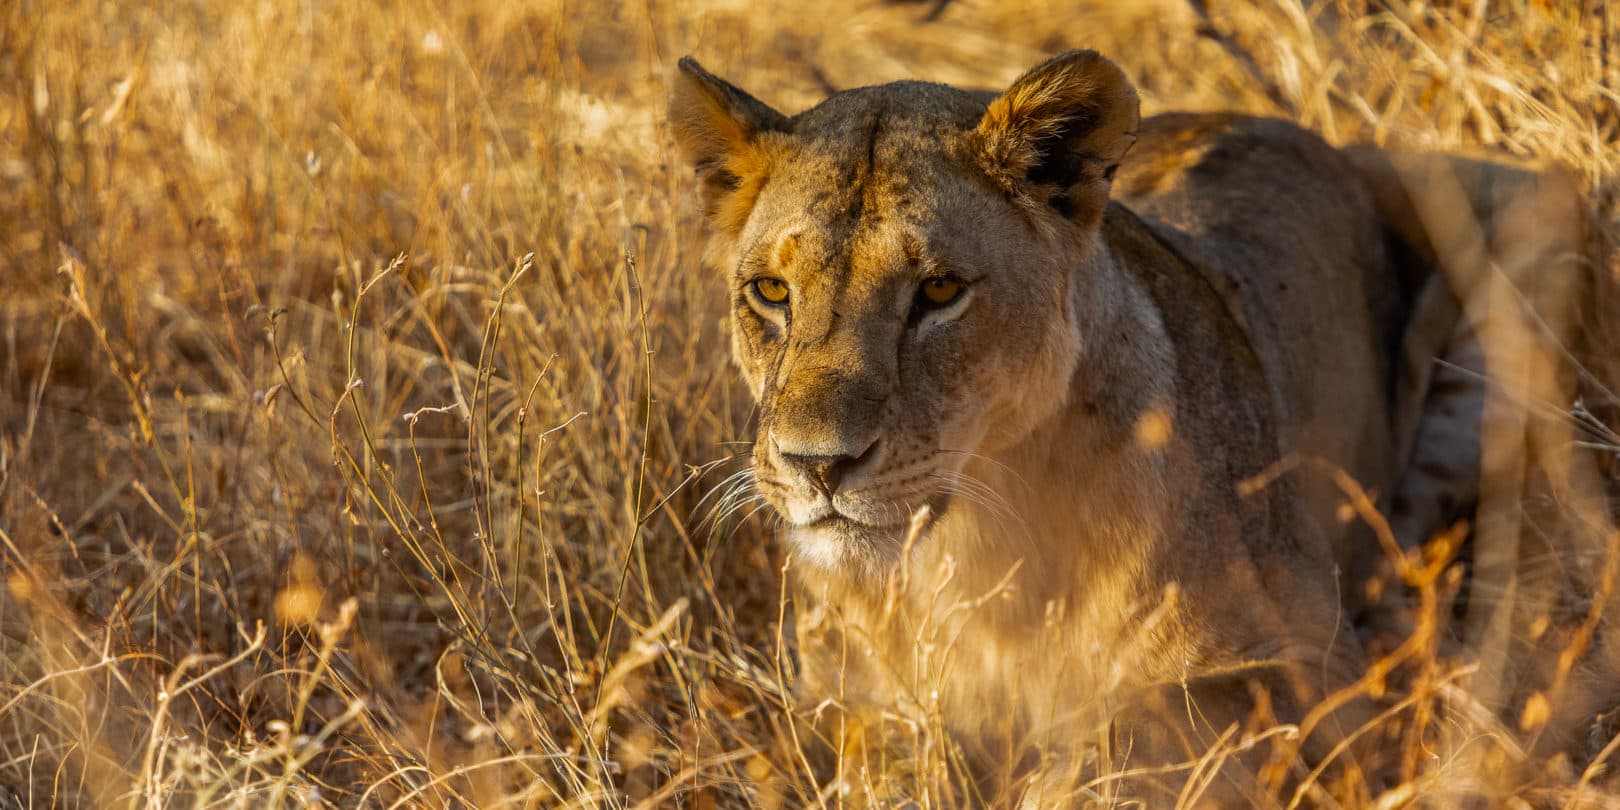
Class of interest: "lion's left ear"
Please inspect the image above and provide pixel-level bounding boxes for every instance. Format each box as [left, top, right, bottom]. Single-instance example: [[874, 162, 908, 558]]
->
[[670, 56, 789, 236], [970, 50, 1139, 228]]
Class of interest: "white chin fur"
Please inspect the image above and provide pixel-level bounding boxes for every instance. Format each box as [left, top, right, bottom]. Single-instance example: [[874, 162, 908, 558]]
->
[[785, 525, 854, 571]]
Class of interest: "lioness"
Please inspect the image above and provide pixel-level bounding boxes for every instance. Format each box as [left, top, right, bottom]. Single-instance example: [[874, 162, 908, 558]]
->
[[671, 50, 1589, 806]]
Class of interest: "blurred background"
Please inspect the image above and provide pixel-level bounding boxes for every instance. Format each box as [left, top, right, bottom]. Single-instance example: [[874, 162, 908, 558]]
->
[[2, 0, 1617, 806]]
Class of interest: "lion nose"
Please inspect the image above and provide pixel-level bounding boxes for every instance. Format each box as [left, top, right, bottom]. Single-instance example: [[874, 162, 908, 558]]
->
[[783, 454, 853, 497], [781, 441, 878, 498]]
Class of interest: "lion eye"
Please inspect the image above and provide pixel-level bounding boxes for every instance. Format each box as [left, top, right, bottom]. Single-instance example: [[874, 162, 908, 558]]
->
[[918, 277, 964, 308], [752, 277, 790, 306]]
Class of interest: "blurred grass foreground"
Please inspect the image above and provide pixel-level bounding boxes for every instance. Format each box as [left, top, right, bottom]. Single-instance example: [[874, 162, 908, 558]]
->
[[3, 0, 1620, 806]]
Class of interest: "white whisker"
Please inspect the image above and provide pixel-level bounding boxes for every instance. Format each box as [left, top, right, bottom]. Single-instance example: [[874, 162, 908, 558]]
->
[[725, 499, 776, 542], [698, 466, 762, 534], [937, 448, 1034, 496], [931, 470, 1021, 529]]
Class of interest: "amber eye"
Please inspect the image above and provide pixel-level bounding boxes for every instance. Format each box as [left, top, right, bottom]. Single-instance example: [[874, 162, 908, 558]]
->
[[918, 277, 965, 307], [752, 277, 790, 306]]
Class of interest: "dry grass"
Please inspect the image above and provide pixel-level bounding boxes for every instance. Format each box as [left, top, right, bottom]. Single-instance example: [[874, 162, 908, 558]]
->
[[2, 0, 1618, 806]]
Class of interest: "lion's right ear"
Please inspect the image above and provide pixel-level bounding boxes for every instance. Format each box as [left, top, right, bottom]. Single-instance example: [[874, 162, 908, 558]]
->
[[670, 57, 788, 235]]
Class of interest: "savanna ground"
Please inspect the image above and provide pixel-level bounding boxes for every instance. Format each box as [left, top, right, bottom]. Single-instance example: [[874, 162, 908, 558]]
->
[[3, 0, 1620, 806]]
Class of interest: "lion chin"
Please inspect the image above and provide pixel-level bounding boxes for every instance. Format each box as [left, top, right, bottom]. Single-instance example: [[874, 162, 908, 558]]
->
[[785, 517, 887, 574], [781, 499, 946, 576]]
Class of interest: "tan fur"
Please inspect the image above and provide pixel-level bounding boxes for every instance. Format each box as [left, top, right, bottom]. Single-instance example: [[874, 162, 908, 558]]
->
[[670, 51, 1591, 806]]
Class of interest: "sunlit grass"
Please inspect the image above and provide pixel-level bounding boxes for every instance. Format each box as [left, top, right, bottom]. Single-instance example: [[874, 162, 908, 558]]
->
[[1, 0, 1617, 806]]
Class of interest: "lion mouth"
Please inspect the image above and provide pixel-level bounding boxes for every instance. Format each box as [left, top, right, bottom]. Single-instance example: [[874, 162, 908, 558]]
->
[[799, 506, 892, 532], [780, 496, 950, 571], [794, 497, 944, 536], [805, 512, 854, 530]]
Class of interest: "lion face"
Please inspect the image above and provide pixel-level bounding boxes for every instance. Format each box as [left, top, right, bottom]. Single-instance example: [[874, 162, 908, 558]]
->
[[671, 53, 1139, 571], [729, 120, 1083, 569]]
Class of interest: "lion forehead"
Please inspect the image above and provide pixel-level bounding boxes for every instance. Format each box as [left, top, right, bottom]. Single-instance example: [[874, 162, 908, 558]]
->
[[751, 156, 1005, 290]]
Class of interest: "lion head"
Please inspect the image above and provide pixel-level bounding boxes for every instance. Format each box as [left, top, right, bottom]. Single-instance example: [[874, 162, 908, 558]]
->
[[671, 52, 1139, 572]]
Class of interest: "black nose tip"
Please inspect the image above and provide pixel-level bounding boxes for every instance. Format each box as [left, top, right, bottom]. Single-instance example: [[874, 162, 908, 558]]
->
[[782, 439, 881, 497], [781, 454, 852, 497]]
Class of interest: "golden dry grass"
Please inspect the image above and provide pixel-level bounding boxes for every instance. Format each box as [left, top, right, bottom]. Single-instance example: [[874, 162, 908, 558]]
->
[[1, 0, 1618, 806]]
